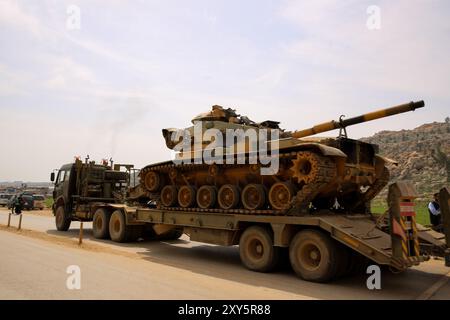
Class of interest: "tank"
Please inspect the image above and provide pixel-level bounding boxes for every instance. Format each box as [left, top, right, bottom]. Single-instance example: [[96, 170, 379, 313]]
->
[[133, 101, 424, 215]]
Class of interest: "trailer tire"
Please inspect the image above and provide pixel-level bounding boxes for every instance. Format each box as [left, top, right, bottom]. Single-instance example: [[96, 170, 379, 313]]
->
[[346, 251, 370, 276], [289, 229, 339, 282], [92, 208, 111, 239], [55, 205, 71, 231], [335, 243, 351, 278], [239, 226, 280, 272], [109, 210, 132, 243], [159, 228, 184, 241]]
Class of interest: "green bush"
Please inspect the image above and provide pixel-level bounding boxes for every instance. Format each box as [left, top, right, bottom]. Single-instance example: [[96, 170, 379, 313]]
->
[[45, 197, 54, 209], [371, 200, 429, 225]]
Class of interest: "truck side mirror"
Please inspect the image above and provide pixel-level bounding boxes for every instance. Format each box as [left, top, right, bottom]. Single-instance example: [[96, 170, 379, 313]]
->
[[50, 172, 55, 182]]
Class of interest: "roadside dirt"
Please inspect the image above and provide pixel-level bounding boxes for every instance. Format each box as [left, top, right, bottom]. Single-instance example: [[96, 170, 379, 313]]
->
[[0, 207, 53, 217], [0, 225, 140, 260]]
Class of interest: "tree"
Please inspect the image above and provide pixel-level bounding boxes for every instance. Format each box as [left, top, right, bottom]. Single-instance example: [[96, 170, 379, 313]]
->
[[445, 116, 450, 123], [432, 144, 450, 183]]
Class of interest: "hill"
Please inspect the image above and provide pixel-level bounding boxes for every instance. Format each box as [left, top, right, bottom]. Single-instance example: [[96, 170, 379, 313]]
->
[[361, 120, 450, 201]]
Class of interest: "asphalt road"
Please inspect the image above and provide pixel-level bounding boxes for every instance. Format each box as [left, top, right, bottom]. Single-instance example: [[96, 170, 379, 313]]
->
[[0, 209, 449, 300]]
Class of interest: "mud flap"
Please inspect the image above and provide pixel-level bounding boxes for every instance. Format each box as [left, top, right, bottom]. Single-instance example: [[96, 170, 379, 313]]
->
[[388, 181, 426, 269]]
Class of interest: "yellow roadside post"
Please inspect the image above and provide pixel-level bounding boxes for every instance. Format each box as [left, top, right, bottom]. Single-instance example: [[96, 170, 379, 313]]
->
[[79, 222, 84, 245], [18, 213, 23, 230]]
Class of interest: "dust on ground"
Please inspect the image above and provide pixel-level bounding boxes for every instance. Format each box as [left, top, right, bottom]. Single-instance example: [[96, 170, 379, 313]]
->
[[0, 207, 53, 217], [0, 224, 139, 260]]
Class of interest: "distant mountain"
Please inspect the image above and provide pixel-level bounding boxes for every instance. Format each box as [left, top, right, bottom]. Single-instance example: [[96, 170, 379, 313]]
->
[[361, 120, 450, 200]]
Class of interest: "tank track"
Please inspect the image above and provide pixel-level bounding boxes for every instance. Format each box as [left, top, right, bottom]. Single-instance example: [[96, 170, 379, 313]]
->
[[288, 153, 337, 215], [139, 151, 337, 215]]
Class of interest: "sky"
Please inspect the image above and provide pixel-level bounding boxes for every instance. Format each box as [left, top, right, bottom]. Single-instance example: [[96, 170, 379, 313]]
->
[[0, 0, 449, 181]]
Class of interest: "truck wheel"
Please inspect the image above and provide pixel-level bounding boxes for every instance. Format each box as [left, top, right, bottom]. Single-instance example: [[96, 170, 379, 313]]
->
[[289, 229, 338, 282], [92, 208, 111, 239], [55, 206, 71, 231], [109, 210, 141, 242], [109, 210, 129, 242], [239, 226, 280, 272]]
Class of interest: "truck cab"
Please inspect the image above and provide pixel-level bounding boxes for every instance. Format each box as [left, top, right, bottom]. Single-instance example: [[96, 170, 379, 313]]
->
[[50, 159, 132, 231], [52, 163, 74, 214]]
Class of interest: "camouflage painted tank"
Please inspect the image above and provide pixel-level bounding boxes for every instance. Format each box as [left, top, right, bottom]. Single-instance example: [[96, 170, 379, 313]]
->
[[133, 101, 424, 215]]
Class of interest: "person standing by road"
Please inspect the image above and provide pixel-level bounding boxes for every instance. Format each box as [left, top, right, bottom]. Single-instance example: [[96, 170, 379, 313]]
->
[[428, 193, 441, 229], [12, 195, 23, 215]]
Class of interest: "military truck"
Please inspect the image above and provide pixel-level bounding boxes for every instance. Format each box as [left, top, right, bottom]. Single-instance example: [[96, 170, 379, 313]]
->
[[50, 101, 450, 282], [50, 158, 134, 238]]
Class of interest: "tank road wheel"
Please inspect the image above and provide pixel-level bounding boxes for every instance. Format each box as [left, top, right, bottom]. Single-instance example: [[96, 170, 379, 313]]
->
[[269, 182, 296, 210], [55, 205, 71, 231], [178, 185, 197, 208], [239, 226, 280, 272], [161, 185, 178, 207], [290, 151, 321, 184], [144, 171, 161, 192], [196, 186, 217, 209], [289, 229, 339, 282], [218, 184, 240, 210], [92, 208, 111, 239], [241, 184, 266, 210]]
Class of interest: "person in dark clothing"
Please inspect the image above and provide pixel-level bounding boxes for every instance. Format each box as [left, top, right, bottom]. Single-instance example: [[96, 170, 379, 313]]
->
[[428, 193, 441, 228], [13, 195, 23, 215]]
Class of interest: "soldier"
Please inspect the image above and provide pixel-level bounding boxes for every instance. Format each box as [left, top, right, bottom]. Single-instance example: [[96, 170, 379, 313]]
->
[[428, 193, 441, 229]]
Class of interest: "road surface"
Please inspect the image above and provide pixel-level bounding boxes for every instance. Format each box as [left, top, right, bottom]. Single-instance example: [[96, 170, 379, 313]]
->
[[0, 209, 449, 299]]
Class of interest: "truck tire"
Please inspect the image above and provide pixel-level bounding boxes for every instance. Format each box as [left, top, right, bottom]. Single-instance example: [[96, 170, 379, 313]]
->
[[109, 210, 141, 242], [289, 229, 339, 282], [239, 226, 280, 272], [55, 205, 71, 231], [92, 208, 111, 239], [109, 210, 129, 242]]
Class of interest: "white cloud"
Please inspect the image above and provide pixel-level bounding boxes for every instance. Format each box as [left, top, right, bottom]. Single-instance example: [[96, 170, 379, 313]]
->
[[279, 0, 450, 98], [44, 56, 97, 89], [0, 0, 43, 36]]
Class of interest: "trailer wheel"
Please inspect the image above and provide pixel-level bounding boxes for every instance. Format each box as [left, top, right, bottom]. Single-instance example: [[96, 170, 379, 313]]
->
[[334, 243, 351, 278], [159, 228, 184, 240], [239, 226, 280, 272], [109, 210, 133, 242], [92, 208, 111, 239], [346, 251, 370, 276], [289, 229, 338, 282], [55, 205, 71, 231]]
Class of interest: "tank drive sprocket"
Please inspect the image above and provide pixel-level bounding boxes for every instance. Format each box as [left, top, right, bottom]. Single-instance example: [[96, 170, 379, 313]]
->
[[288, 151, 337, 214]]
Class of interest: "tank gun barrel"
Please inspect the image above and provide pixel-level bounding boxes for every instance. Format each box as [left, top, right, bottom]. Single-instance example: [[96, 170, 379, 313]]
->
[[291, 100, 425, 139]]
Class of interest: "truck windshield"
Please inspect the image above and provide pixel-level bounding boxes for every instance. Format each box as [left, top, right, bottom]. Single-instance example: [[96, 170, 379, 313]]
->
[[57, 170, 66, 184]]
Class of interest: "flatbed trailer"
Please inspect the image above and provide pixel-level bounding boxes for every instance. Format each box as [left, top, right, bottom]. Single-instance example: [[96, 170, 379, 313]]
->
[[81, 181, 442, 282], [52, 163, 447, 282]]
